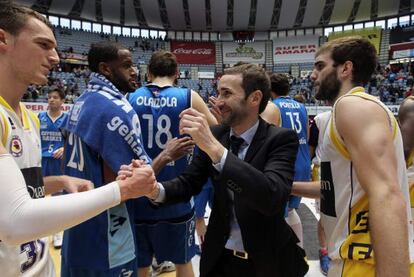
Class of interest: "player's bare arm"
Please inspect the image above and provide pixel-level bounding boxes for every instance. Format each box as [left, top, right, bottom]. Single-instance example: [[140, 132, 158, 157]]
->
[[43, 175, 94, 195], [151, 136, 195, 175], [191, 90, 218, 126], [260, 101, 280, 126], [291, 181, 320, 199], [336, 96, 410, 277], [399, 98, 414, 159]]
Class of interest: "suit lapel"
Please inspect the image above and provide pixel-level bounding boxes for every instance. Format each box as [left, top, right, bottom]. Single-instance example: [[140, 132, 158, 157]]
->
[[244, 118, 267, 162]]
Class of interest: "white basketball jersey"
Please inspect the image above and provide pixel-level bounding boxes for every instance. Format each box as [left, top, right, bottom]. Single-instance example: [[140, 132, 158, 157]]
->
[[0, 97, 54, 277], [319, 87, 414, 268], [312, 110, 331, 166]]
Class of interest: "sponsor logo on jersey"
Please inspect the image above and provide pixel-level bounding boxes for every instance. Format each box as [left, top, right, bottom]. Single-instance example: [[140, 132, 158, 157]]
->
[[8, 116, 16, 130], [27, 184, 45, 198], [320, 161, 337, 217], [10, 135, 23, 157], [109, 214, 127, 236], [70, 101, 84, 122]]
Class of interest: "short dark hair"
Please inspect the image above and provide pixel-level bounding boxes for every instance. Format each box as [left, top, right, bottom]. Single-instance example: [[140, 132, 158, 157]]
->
[[224, 63, 270, 113], [0, 1, 53, 35], [48, 88, 65, 100], [270, 73, 290, 96], [88, 41, 127, 73], [316, 36, 377, 86], [148, 50, 178, 77]]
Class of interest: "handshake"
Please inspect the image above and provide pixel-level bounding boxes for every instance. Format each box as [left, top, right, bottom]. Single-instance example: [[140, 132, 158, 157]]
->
[[116, 160, 160, 202]]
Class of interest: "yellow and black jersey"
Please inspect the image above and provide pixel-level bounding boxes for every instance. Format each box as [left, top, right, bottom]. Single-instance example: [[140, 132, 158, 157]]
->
[[319, 87, 414, 276]]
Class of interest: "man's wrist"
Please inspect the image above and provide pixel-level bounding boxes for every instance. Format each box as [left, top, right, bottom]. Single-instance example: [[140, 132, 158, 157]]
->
[[207, 143, 225, 164], [147, 183, 160, 200], [118, 180, 130, 202]]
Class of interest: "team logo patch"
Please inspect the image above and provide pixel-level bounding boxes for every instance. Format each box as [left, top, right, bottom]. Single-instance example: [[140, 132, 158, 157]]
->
[[10, 135, 23, 157]]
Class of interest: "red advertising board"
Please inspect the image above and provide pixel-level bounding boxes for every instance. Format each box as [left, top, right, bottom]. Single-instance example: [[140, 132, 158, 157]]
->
[[170, 41, 215, 64]]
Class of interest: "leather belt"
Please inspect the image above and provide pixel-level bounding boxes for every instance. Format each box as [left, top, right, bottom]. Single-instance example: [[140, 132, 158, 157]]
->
[[231, 249, 249, 259]]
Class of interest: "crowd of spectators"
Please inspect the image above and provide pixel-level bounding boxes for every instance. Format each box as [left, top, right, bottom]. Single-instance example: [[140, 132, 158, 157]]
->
[[22, 57, 414, 107]]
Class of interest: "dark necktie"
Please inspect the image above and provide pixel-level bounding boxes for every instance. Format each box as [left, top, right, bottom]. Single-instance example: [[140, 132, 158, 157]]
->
[[230, 135, 245, 155]]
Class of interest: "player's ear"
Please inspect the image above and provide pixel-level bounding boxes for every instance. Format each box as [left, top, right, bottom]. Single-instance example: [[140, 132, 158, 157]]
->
[[98, 62, 112, 79], [0, 29, 9, 53], [340, 60, 353, 80]]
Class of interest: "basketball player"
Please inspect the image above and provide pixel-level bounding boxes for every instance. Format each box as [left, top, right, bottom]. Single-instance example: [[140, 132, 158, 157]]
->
[[399, 96, 414, 231], [128, 50, 217, 277], [270, 73, 311, 248], [308, 111, 331, 275], [293, 37, 414, 276], [0, 3, 157, 276], [39, 88, 67, 178], [38, 88, 68, 248]]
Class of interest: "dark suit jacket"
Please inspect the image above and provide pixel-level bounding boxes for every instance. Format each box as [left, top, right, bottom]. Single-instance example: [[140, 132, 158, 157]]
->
[[162, 117, 309, 277]]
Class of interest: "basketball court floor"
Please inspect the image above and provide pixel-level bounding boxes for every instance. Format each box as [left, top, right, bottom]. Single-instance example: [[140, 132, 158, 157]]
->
[[49, 198, 324, 276]]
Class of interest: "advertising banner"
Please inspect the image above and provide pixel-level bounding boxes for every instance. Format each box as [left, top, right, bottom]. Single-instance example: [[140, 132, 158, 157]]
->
[[273, 35, 319, 64], [170, 41, 215, 64], [390, 25, 414, 44], [198, 72, 215, 79], [328, 27, 382, 53], [222, 42, 265, 65], [24, 102, 72, 113]]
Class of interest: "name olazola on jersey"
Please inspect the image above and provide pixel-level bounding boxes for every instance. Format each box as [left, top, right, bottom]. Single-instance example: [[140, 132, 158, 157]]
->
[[134, 95, 178, 108]]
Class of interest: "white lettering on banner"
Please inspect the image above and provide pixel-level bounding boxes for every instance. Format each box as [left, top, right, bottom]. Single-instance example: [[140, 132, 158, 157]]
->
[[172, 48, 213, 55]]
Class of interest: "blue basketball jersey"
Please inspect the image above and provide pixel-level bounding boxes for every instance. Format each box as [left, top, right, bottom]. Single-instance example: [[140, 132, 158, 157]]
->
[[128, 85, 194, 221], [62, 73, 151, 270], [273, 97, 311, 181], [38, 111, 67, 158]]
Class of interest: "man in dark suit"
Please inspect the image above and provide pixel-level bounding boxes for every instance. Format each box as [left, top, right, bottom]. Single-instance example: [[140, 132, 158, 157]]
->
[[128, 63, 308, 276]]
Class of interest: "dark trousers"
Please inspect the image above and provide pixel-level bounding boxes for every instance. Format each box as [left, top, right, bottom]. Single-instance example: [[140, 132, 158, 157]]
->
[[207, 249, 256, 277]]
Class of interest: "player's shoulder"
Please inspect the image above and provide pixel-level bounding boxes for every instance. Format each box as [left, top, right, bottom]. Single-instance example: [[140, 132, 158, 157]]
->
[[37, 111, 47, 119]]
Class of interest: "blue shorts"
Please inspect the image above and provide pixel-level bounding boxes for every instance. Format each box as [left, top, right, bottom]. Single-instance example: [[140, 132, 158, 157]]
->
[[135, 213, 196, 267], [41, 157, 63, 177], [60, 257, 137, 277]]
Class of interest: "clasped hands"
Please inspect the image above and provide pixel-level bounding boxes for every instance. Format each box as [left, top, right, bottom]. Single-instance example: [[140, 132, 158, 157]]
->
[[116, 108, 224, 201]]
